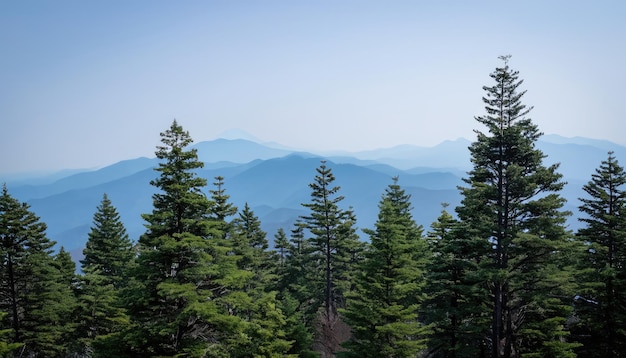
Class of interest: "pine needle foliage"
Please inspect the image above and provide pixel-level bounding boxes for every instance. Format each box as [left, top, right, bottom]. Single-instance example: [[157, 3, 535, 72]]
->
[[573, 151, 626, 356], [341, 177, 429, 357], [456, 56, 578, 357], [81, 193, 134, 288], [127, 120, 238, 356]]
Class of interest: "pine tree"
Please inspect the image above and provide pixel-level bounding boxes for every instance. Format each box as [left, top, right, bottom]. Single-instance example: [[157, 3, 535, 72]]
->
[[0, 184, 77, 357], [76, 266, 131, 357], [573, 151, 626, 356], [276, 221, 317, 357], [274, 227, 290, 267], [76, 194, 134, 355], [456, 56, 577, 357], [230, 203, 293, 356], [0, 311, 22, 356], [424, 205, 491, 357], [300, 161, 363, 356], [126, 120, 240, 356], [209, 176, 237, 236], [81, 193, 134, 288], [341, 177, 429, 357]]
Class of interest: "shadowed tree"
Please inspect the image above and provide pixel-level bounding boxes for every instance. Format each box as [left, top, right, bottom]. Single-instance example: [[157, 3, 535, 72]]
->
[[456, 56, 578, 357], [300, 161, 364, 356], [0, 185, 77, 357], [424, 204, 491, 357], [573, 151, 626, 357]]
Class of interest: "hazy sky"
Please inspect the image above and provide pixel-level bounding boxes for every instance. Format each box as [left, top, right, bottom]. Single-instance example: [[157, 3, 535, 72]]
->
[[1, 1, 625, 174]]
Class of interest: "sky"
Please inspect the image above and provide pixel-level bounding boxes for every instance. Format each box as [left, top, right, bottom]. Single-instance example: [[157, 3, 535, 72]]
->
[[1, 1, 625, 174]]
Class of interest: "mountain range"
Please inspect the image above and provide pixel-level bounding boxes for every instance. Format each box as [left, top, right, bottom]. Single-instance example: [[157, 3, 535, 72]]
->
[[3, 134, 625, 262]]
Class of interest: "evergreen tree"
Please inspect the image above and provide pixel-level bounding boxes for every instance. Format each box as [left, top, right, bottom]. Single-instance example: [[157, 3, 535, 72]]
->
[[424, 205, 491, 357], [341, 177, 429, 357], [573, 151, 626, 356], [456, 56, 577, 357], [0, 312, 22, 356], [300, 161, 363, 356], [81, 193, 134, 288], [276, 222, 317, 357], [230, 203, 293, 356], [45, 246, 79, 356], [77, 194, 135, 356], [126, 120, 240, 356], [76, 266, 131, 357], [274, 227, 290, 267], [209, 176, 237, 236], [0, 184, 77, 357]]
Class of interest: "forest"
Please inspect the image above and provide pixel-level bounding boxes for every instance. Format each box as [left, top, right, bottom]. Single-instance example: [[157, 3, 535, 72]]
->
[[1, 57, 625, 358]]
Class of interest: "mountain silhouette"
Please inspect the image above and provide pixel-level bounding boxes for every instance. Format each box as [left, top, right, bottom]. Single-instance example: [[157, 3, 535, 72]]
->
[[3, 135, 624, 262]]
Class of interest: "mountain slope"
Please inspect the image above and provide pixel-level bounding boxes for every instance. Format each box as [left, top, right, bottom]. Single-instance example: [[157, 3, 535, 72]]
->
[[9, 135, 625, 257]]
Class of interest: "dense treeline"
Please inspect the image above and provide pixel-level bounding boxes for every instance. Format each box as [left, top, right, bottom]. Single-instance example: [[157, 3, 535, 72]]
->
[[1, 58, 625, 357]]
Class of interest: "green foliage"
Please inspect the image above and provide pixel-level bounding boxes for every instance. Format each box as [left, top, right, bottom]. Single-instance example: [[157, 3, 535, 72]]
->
[[0, 312, 22, 357], [424, 205, 491, 357], [300, 161, 363, 316], [274, 227, 290, 267], [76, 194, 135, 355], [298, 161, 364, 355], [229, 203, 293, 356], [455, 55, 578, 357], [81, 193, 134, 288], [341, 177, 429, 357], [573, 151, 626, 356], [276, 222, 318, 355], [0, 185, 79, 357], [127, 120, 238, 356], [75, 266, 131, 357]]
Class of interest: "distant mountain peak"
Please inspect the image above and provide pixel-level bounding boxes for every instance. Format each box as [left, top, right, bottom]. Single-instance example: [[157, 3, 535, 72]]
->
[[217, 128, 261, 142]]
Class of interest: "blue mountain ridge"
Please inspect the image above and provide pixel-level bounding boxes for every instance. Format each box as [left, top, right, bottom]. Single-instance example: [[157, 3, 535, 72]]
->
[[4, 135, 625, 263]]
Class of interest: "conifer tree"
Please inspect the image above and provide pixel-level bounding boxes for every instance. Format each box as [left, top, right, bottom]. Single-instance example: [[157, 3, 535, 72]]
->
[[341, 177, 429, 357], [210, 176, 237, 236], [126, 120, 240, 356], [277, 221, 317, 357], [300, 161, 363, 355], [456, 56, 578, 357], [81, 193, 134, 288], [77, 194, 134, 356], [573, 151, 626, 356], [274, 227, 290, 267], [76, 266, 131, 357], [0, 184, 77, 357], [0, 312, 22, 356], [424, 205, 490, 357], [230, 203, 293, 356]]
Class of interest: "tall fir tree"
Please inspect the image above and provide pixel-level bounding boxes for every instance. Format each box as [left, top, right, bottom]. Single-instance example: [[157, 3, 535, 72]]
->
[[573, 151, 626, 357], [126, 120, 240, 356], [456, 56, 578, 357], [300, 161, 363, 356], [81, 193, 134, 288], [341, 177, 429, 357]]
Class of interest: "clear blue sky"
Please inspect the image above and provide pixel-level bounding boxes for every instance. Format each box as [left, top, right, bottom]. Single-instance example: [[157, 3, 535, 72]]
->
[[1, 1, 625, 174]]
